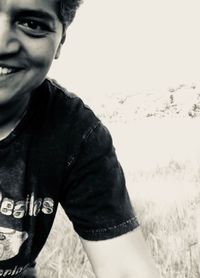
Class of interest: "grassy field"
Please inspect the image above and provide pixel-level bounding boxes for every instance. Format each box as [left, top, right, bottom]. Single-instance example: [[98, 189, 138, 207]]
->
[[36, 83, 200, 277]]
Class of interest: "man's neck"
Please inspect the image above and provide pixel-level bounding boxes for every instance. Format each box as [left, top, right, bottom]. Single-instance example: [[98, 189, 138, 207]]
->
[[0, 95, 31, 141]]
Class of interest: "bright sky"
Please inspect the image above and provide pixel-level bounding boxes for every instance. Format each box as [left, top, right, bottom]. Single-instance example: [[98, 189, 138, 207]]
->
[[49, 0, 200, 98]]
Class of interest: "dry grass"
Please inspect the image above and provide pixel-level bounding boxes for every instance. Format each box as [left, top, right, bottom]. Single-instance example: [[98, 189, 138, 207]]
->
[[130, 162, 200, 278], [36, 206, 95, 278], [36, 83, 200, 277]]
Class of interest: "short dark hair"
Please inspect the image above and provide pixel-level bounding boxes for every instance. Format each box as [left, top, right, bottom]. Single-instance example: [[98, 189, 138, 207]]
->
[[57, 0, 82, 24]]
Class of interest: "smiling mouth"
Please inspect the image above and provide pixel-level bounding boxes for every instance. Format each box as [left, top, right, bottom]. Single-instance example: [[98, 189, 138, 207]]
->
[[0, 66, 22, 76]]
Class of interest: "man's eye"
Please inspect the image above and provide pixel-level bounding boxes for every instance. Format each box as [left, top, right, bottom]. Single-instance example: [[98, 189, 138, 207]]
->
[[17, 19, 51, 36], [21, 20, 43, 30]]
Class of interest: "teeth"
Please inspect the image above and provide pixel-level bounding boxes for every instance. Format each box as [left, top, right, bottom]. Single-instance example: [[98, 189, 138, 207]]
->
[[0, 67, 15, 76]]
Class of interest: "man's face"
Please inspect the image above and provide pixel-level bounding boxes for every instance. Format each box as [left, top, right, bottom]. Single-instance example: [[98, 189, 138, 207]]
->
[[0, 0, 64, 105]]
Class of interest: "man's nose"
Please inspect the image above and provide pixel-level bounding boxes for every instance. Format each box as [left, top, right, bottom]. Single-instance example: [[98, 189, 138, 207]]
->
[[0, 16, 21, 56]]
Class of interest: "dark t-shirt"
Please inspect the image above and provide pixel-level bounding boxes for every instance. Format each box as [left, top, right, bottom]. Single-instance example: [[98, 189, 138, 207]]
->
[[0, 79, 139, 277]]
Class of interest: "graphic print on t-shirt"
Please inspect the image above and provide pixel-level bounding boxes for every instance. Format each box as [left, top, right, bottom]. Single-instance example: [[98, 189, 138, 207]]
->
[[0, 190, 56, 277], [0, 227, 28, 261], [0, 191, 55, 265], [0, 192, 54, 218]]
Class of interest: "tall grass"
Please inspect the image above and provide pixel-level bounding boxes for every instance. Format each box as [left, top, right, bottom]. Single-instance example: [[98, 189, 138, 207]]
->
[[36, 206, 95, 278], [131, 161, 200, 278]]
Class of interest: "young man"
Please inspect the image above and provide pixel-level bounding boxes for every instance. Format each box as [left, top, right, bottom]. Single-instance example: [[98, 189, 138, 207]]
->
[[0, 0, 159, 277]]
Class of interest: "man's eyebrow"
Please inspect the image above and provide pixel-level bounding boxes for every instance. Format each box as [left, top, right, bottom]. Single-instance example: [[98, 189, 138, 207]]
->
[[14, 9, 56, 21]]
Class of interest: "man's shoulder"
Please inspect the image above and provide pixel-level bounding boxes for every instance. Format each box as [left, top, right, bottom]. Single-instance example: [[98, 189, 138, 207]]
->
[[39, 78, 100, 140], [45, 78, 78, 100]]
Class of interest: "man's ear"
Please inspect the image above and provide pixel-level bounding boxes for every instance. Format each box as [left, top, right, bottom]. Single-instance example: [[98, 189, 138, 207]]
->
[[55, 28, 66, 59]]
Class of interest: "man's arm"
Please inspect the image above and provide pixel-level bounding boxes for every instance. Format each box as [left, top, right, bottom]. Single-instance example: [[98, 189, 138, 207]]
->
[[81, 227, 160, 278]]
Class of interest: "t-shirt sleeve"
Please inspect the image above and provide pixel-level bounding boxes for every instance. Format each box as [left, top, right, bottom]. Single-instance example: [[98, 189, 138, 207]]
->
[[60, 121, 139, 240]]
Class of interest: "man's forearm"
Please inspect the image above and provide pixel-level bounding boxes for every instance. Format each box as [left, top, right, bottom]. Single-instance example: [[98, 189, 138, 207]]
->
[[81, 228, 160, 278]]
